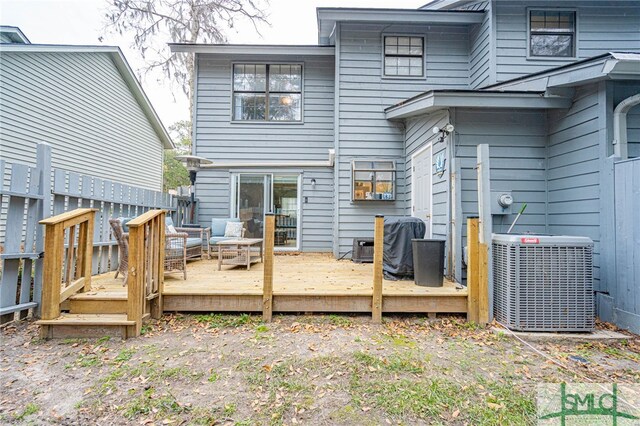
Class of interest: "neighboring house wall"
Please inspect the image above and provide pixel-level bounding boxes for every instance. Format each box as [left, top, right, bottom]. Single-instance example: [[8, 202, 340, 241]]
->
[[494, 1, 640, 82], [547, 84, 603, 290], [192, 53, 335, 251], [336, 22, 470, 255], [0, 52, 164, 191]]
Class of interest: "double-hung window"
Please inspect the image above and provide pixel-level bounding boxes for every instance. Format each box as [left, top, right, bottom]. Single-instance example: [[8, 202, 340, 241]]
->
[[529, 10, 576, 58], [383, 36, 424, 77], [232, 64, 302, 122]]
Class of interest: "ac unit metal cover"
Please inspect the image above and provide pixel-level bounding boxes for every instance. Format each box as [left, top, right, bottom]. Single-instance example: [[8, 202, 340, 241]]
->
[[492, 234, 594, 332]]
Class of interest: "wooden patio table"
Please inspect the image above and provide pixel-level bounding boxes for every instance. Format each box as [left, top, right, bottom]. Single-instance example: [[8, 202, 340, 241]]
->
[[216, 238, 264, 271]]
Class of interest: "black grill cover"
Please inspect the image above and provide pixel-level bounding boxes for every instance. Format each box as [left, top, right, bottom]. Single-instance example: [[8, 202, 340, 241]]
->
[[383, 216, 426, 280]]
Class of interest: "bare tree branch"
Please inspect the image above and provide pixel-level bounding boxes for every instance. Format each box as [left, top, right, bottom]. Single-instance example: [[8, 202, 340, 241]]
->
[[102, 0, 269, 117]]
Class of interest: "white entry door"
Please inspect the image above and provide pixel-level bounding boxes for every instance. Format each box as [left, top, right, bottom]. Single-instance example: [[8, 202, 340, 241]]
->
[[411, 144, 433, 238]]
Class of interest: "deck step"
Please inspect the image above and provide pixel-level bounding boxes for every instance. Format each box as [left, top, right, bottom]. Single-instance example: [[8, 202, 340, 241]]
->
[[37, 314, 136, 339], [36, 313, 135, 326]]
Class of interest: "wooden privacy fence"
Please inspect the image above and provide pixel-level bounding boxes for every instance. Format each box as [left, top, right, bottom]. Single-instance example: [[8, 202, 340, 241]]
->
[[0, 143, 177, 323], [39, 209, 96, 320], [127, 210, 166, 337]]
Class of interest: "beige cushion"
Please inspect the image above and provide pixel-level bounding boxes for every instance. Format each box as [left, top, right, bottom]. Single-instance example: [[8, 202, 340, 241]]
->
[[224, 221, 243, 238]]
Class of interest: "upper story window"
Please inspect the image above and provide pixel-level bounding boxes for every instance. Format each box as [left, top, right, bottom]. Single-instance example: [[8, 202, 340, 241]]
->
[[232, 64, 302, 122], [529, 10, 576, 58], [383, 36, 424, 77]]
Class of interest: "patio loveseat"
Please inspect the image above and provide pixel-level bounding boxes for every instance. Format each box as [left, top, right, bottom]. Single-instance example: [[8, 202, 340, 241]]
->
[[209, 217, 245, 257]]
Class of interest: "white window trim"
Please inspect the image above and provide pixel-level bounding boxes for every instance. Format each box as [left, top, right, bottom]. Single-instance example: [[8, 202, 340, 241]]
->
[[526, 7, 578, 61], [380, 34, 427, 80], [229, 62, 305, 124]]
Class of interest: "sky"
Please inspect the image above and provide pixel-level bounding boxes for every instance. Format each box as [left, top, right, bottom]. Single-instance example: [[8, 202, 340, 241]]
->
[[0, 0, 426, 130]]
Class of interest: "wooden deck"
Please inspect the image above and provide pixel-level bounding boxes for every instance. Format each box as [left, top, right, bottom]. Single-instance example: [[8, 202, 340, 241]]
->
[[73, 253, 467, 315]]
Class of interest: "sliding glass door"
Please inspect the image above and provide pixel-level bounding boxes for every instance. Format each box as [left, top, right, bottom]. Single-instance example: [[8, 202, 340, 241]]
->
[[232, 173, 300, 250]]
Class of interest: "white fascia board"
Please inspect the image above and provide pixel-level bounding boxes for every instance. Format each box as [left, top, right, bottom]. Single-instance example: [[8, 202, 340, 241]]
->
[[169, 44, 335, 56], [316, 8, 484, 42], [316, 8, 484, 24], [385, 92, 572, 120]]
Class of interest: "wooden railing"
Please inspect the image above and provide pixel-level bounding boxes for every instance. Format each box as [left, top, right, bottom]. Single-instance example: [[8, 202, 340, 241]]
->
[[126, 209, 166, 336], [40, 208, 97, 320]]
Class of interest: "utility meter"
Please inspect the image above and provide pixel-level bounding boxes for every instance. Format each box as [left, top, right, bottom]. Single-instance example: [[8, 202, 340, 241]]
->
[[498, 193, 513, 208], [491, 191, 513, 215]]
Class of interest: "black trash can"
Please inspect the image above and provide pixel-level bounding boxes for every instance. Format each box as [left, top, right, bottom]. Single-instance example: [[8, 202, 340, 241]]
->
[[412, 239, 445, 287]]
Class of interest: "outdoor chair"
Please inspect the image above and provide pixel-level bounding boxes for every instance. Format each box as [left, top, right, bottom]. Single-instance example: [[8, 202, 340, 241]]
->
[[165, 216, 207, 260], [109, 217, 189, 283], [209, 217, 246, 257]]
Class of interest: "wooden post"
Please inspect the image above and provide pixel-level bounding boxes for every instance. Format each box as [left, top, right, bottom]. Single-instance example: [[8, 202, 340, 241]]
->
[[83, 214, 94, 291], [151, 212, 165, 319], [127, 223, 144, 337], [372, 215, 384, 323], [40, 223, 64, 320], [33, 143, 52, 317], [476, 144, 492, 324], [466, 217, 480, 323], [262, 213, 275, 322]]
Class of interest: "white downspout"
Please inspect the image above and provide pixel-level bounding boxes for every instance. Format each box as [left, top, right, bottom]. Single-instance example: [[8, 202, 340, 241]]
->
[[613, 93, 640, 159]]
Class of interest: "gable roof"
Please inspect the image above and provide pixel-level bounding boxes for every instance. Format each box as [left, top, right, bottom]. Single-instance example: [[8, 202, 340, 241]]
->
[[316, 7, 484, 45], [0, 25, 30, 44], [0, 43, 174, 149]]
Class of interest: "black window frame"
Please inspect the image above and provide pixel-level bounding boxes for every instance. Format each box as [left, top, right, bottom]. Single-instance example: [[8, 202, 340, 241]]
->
[[232, 63, 303, 122], [528, 9, 577, 59], [382, 35, 425, 78]]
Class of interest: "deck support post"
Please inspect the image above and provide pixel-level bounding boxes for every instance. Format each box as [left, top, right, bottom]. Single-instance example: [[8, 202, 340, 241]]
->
[[466, 217, 480, 323], [262, 213, 275, 322], [476, 144, 492, 324], [372, 215, 384, 323]]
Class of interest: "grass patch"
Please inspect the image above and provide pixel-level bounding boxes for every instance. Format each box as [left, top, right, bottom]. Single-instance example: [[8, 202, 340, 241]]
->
[[114, 348, 136, 363], [96, 336, 111, 344], [328, 314, 353, 327], [208, 372, 220, 382], [14, 403, 39, 421], [195, 313, 260, 328], [123, 388, 186, 419]]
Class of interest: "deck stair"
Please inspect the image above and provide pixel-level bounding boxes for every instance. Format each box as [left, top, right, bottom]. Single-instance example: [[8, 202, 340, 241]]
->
[[38, 313, 137, 339], [35, 209, 166, 340]]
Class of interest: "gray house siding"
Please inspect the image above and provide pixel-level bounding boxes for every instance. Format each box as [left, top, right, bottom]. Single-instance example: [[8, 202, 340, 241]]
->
[[494, 1, 640, 83], [0, 52, 164, 191], [463, 1, 493, 88], [404, 111, 450, 271], [336, 22, 470, 256], [192, 53, 335, 251], [612, 82, 640, 158], [547, 84, 602, 289]]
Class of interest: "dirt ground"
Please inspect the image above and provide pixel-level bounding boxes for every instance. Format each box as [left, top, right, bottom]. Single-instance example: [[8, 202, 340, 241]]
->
[[1, 314, 639, 425]]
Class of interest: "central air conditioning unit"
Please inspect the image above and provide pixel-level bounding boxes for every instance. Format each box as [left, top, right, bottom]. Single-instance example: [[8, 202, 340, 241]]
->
[[492, 234, 594, 332]]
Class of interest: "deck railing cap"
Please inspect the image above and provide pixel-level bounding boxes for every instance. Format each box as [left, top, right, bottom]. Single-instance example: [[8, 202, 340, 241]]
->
[[39, 208, 98, 225], [127, 209, 167, 228]]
